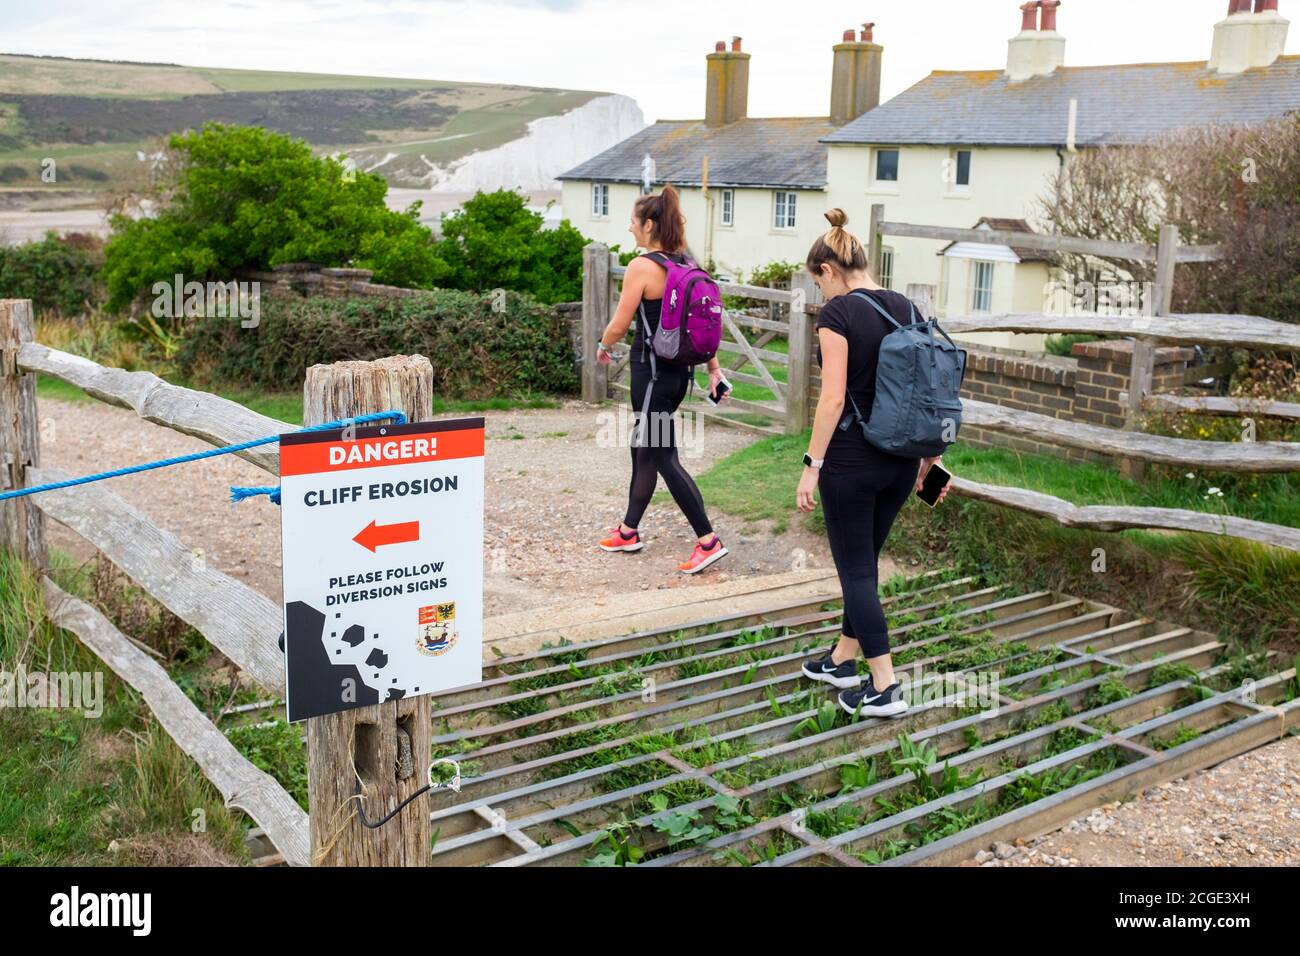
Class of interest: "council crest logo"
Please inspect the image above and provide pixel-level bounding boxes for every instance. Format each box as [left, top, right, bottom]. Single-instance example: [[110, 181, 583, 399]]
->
[[416, 602, 458, 657]]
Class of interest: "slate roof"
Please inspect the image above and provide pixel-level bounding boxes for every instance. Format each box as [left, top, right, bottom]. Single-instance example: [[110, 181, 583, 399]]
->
[[939, 218, 1056, 263], [824, 56, 1300, 147], [557, 117, 838, 189]]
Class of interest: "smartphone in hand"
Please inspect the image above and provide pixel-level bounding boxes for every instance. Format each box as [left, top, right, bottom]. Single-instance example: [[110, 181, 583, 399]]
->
[[915, 462, 952, 508], [705, 376, 732, 406]]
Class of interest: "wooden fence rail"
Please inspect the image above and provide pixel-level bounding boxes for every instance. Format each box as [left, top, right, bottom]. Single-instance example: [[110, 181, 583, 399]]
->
[[1, 302, 308, 864], [41, 578, 310, 866]]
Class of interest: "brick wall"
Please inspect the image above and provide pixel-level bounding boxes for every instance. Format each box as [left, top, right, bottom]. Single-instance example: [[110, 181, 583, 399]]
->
[[807, 336, 1194, 464]]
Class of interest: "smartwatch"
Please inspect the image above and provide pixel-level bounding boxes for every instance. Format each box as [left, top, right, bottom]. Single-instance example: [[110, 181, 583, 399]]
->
[[803, 453, 824, 469]]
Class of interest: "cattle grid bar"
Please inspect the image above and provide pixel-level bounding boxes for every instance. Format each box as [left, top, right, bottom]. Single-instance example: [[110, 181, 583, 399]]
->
[[421, 571, 1297, 866]]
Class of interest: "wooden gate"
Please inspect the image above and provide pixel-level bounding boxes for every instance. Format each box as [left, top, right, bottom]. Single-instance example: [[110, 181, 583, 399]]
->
[[580, 243, 820, 437]]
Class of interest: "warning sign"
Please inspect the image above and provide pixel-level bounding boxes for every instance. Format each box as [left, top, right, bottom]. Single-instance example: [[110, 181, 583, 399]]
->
[[279, 418, 485, 722]]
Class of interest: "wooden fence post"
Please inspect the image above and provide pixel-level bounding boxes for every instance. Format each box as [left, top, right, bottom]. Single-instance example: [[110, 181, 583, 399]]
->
[[1122, 224, 1178, 480], [304, 355, 434, 867], [786, 272, 817, 435], [0, 299, 47, 569], [581, 243, 611, 403], [868, 204, 886, 282]]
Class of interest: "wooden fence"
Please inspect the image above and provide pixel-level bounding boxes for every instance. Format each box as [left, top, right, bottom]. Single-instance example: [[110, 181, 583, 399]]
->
[[579, 214, 1300, 553], [0, 298, 444, 867]]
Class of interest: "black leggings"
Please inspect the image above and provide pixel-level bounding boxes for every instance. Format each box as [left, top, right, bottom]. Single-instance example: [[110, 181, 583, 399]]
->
[[624, 359, 713, 538], [818, 454, 919, 659]]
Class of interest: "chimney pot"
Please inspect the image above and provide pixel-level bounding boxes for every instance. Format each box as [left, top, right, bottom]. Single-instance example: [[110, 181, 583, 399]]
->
[[731, 36, 743, 52], [860, 22, 875, 42], [714, 40, 726, 52], [1255, 0, 1279, 12], [1040, 0, 1061, 32], [1020, 2, 1040, 31], [1229, 0, 1252, 12], [843, 28, 856, 41]]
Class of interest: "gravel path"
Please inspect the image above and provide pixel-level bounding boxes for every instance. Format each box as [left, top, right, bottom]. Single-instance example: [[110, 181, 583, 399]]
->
[[38, 396, 841, 616], [964, 734, 1300, 867]]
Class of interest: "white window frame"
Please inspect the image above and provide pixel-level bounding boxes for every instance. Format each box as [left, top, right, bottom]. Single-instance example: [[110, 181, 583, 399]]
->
[[719, 188, 734, 227], [773, 191, 797, 230], [947, 149, 972, 195], [879, 247, 895, 290], [971, 260, 995, 313], [591, 182, 609, 219], [872, 148, 900, 189]]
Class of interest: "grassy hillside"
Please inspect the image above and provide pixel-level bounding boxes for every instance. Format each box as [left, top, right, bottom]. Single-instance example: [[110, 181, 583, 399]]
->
[[0, 53, 608, 190]]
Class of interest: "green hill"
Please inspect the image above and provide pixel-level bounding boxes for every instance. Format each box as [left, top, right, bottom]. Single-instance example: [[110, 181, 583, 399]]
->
[[0, 53, 608, 190]]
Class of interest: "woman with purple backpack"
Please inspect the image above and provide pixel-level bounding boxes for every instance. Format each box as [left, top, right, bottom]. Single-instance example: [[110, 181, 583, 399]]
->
[[594, 185, 729, 574]]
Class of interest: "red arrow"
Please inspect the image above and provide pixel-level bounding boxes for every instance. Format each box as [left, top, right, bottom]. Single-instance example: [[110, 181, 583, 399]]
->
[[353, 519, 420, 553]]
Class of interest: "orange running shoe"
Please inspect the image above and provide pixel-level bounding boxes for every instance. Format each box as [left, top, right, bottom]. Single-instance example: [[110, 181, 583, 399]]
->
[[599, 526, 643, 552], [678, 535, 728, 574]]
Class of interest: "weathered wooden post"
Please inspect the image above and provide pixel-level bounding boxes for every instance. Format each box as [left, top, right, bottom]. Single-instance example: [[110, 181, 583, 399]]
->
[[304, 355, 434, 866], [867, 203, 886, 282], [786, 272, 818, 435], [0, 299, 47, 569], [1122, 224, 1178, 480], [581, 243, 611, 403]]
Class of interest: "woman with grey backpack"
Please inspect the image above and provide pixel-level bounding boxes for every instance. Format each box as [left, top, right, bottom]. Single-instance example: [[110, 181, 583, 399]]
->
[[795, 209, 963, 717]]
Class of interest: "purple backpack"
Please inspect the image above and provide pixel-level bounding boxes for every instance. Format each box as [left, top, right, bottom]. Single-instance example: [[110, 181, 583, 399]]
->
[[638, 251, 724, 368]]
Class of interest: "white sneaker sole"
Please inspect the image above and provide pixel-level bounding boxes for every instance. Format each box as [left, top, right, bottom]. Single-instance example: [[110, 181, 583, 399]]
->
[[679, 545, 728, 574], [801, 663, 862, 689], [839, 695, 908, 718], [600, 541, 644, 552]]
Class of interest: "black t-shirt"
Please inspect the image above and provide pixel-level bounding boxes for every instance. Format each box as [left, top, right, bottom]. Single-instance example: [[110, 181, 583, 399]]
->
[[815, 287, 920, 471]]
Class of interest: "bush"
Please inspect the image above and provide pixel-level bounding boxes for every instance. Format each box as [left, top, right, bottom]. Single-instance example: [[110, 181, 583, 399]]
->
[[0, 232, 102, 316], [436, 189, 588, 304], [175, 290, 579, 398], [1041, 115, 1300, 322], [102, 123, 446, 311]]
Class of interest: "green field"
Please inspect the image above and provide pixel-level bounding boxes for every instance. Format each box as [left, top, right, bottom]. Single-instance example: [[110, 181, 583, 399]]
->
[[0, 53, 608, 190]]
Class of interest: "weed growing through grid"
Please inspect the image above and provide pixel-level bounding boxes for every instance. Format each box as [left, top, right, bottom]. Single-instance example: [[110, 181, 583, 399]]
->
[[1148, 724, 1203, 751]]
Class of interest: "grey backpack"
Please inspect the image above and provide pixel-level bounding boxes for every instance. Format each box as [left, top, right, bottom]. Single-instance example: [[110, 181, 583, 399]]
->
[[839, 291, 967, 459]]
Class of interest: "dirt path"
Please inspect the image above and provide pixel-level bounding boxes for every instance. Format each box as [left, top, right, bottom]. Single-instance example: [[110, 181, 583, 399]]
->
[[962, 734, 1300, 867], [38, 397, 851, 617]]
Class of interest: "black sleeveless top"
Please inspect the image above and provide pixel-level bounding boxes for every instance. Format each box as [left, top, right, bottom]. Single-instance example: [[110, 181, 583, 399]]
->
[[632, 251, 689, 362]]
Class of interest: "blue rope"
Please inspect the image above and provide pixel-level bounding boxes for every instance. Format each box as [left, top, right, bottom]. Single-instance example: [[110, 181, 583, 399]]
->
[[0, 410, 408, 504]]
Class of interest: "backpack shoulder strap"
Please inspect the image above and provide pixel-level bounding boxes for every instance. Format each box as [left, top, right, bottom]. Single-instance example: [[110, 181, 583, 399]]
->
[[848, 290, 903, 330]]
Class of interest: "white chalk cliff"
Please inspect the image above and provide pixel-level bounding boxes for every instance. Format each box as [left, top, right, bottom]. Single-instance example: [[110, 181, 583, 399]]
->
[[410, 94, 644, 193]]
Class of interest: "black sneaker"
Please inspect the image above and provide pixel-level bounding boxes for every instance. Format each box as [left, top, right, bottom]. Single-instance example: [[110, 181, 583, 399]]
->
[[801, 652, 862, 690], [839, 675, 908, 718]]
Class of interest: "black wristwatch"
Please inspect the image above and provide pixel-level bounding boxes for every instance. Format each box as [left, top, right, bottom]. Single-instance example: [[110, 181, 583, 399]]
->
[[803, 453, 824, 469]]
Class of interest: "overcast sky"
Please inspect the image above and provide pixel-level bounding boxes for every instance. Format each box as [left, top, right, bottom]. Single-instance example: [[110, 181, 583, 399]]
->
[[3, 0, 1295, 122]]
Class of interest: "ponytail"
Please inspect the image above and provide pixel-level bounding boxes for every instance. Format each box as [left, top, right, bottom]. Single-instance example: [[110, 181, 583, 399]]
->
[[806, 208, 869, 276], [633, 184, 687, 253]]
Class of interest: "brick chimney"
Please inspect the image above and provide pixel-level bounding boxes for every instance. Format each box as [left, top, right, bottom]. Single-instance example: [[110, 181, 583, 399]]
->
[[705, 36, 750, 127], [830, 22, 884, 125], [1006, 2, 1067, 83], [1210, 0, 1290, 73]]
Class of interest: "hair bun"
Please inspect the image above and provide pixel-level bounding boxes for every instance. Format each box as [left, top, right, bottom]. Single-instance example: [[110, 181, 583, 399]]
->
[[824, 208, 849, 229]]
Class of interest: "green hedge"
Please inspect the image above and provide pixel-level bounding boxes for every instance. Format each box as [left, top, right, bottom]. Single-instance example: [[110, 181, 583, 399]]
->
[[0, 233, 102, 316], [175, 290, 579, 398]]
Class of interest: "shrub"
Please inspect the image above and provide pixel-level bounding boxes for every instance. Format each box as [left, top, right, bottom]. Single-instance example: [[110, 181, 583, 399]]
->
[[175, 290, 579, 398], [102, 123, 446, 311], [1041, 115, 1300, 323], [0, 232, 102, 316], [436, 189, 588, 304]]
